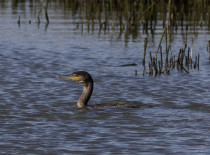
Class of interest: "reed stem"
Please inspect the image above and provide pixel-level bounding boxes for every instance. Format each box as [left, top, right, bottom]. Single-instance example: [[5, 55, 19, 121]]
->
[[155, 27, 166, 58], [45, 0, 49, 23], [190, 38, 194, 62]]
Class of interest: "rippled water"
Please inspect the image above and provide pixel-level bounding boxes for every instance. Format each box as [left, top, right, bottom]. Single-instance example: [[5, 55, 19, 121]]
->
[[0, 1, 210, 154]]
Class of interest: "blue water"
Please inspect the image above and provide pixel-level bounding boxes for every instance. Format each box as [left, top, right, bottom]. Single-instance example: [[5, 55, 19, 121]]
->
[[0, 1, 210, 154]]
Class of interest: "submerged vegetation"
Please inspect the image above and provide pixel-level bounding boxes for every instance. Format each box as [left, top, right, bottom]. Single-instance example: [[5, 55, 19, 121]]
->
[[8, 1, 209, 33], [3, 0, 209, 76], [11, 0, 209, 42]]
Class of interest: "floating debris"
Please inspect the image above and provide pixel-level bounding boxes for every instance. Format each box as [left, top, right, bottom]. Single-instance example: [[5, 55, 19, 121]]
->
[[119, 63, 137, 67]]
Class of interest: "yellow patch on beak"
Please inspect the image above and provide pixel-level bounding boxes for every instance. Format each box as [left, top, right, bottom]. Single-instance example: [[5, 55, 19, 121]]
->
[[73, 76, 79, 81]]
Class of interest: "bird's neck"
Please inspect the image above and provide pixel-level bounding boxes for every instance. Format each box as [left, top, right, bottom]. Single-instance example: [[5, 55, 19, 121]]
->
[[77, 81, 93, 108]]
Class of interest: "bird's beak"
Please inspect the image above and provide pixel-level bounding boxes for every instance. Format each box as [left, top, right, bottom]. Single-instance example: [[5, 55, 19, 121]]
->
[[57, 75, 71, 79], [57, 74, 79, 81]]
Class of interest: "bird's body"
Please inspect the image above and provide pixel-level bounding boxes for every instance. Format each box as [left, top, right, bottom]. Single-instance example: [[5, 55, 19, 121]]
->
[[57, 71, 147, 108]]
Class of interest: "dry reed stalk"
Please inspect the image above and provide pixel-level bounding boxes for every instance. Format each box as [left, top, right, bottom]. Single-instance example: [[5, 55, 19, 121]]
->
[[190, 38, 194, 62]]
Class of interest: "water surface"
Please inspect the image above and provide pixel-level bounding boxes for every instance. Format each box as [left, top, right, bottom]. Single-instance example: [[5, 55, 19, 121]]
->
[[0, 1, 210, 154]]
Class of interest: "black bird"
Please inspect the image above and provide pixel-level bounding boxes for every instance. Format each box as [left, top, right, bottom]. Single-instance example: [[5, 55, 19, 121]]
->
[[57, 71, 147, 108]]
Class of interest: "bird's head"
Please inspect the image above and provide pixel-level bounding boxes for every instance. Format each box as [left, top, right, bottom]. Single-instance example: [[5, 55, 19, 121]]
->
[[57, 71, 93, 84]]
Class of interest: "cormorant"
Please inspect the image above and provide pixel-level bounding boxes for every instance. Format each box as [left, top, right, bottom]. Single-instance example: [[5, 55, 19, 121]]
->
[[57, 71, 147, 108]]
